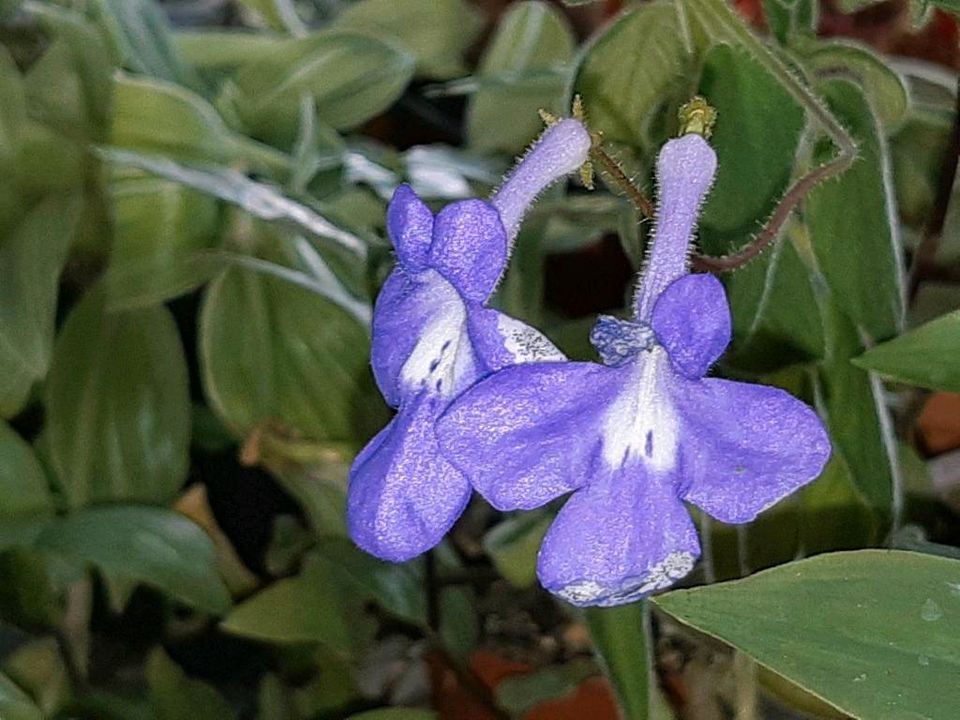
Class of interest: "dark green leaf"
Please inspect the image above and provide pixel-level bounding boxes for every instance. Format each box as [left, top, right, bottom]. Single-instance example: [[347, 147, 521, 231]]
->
[[311, 536, 427, 626], [817, 294, 896, 512], [496, 659, 596, 715], [45, 290, 191, 508], [0, 46, 26, 168], [853, 310, 960, 391], [799, 455, 877, 555], [575, 3, 688, 147], [468, 1, 575, 153], [91, 0, 203, 90], [654, 551, 960, 720], [806, 80, 905, 342], [439, 587, 480, 660], [335, 0, 484, 79], [0, 195, 81, 418], [585, 602, 651, 720], [761, 0, 817, 43], [146, 647, 235, 720], [698, 44, 805, 252], [231, 31, 415, 142], [36, 506, 231, 614]]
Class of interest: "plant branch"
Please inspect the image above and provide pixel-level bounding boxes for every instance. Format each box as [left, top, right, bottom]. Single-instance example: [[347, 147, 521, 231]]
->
[[590, 145, 655, 218]]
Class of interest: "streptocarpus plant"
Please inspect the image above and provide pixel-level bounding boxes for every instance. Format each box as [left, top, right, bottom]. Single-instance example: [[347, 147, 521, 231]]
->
[[347, 117, 592, 561], [436, 99, 832, 607]]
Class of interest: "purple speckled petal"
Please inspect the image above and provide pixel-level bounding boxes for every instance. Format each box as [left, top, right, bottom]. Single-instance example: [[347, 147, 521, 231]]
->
[[387, 184, 434, 271], [437, 362, 624, 511], [673, 377, 832, 524], [429, 199, 507, 302], [348, 390, 472, 562], [467, 306, 565, 373], [652, 273, 731, 379], [537, 466, 700, 607], [370, 269, 465, 407]]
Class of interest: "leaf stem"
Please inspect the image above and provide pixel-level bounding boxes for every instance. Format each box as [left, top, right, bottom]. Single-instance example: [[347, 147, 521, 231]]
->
[[590, 145, 655, 218]]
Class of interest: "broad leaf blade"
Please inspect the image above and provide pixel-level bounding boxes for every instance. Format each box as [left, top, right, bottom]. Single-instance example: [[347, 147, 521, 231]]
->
[[654, 551, 960, 720], [35, 506, 231, 614], [468, 1, 575, 153], [853, 310, 960, 392], [45, 290, 191, 508]]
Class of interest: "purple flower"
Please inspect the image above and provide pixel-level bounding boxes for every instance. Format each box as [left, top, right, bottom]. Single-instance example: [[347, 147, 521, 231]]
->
[[436, 126, 832, 606], [348, 118, 592, 562]]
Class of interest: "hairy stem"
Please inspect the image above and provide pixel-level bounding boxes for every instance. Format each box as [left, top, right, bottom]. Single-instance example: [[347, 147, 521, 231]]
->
[[591, 145, 655, 218]]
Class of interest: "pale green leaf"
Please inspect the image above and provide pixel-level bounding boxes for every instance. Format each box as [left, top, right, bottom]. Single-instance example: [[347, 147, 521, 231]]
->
[[335, 0, 484, 79], [45, 290, 191, 508], [0, 421, 53, 522], [654, 551, 960, 720], [575, 2, 688, 147], [853, 310, 960, 391], [0, 672, 43, 720], [468, 1, 575, 153], [0, 195, 81, 418]]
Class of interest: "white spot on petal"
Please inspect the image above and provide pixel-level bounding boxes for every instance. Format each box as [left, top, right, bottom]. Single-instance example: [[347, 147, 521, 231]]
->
[[600, 348, 678, 473], [497, 313, 565, 363], [554, 551, 696, 607]]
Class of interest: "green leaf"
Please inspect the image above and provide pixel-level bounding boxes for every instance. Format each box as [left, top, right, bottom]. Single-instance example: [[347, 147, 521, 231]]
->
[[853, 310, 960, 391], [496, 658, 597, 715], [762, 0, 817, 43], [0, 195, 81, 418], [104, 170, 220, 310], [100, 148, 365, 260], [335, 0, 484, 79], [234, 0, 307, 35], [467, 1, 575, 153], [0, 45, 26, 167], [90, 0, 202, 91], [110, 75, 288, 174], [817, 295, 896, 512], [575, 2, 688, 147], [311, 536, 427, 626], [174, 31, 289, 72], [0, 422, 53, 522], [585, 602, 651, 720], [793, 38, 909, 131], [146, 647, 235, 720], [724, 238, 824, 371], [439, 586, 480, 660], [45, 290, 191, 508], [806, 80, 905, 342], [483, 511, 551, 588], [654, 550, 960, 720], [0, 672, 43, 720], [231, 31, 415, 142], [799, 455, 877, 555], [35, 506, 231, 614], [347, 710, 437, 720], [199, 245, 382, 445], [698, 44, 805, 251], [220, 554, 359, 652]]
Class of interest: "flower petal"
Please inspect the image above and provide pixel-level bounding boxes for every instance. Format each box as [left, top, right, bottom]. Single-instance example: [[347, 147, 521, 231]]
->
[[429, 199, 507, 302], [673, 377, 831, 524], [371, 269, 470, 406], [651, 273, 731, 379], [387, 184, 433, 271], [437, 362, 624, 511], [537, 466, 700, 607], [467, 306, 565, 372], [347, 391, 471, 562]]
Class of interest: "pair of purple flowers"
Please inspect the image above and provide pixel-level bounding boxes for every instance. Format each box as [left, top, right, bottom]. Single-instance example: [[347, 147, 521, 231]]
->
[[347, 104, 831, 607]]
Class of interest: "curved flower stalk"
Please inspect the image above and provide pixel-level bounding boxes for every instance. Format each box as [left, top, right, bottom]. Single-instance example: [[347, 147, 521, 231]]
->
[[348, 117, 593, 562], [437, 100, 832, 607]]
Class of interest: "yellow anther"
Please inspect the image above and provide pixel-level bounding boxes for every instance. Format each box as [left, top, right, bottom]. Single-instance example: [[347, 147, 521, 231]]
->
[[678, 96, 717, 138]]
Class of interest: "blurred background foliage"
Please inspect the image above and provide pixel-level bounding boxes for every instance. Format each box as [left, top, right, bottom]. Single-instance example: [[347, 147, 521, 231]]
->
[[0, 0, 958, 718]]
